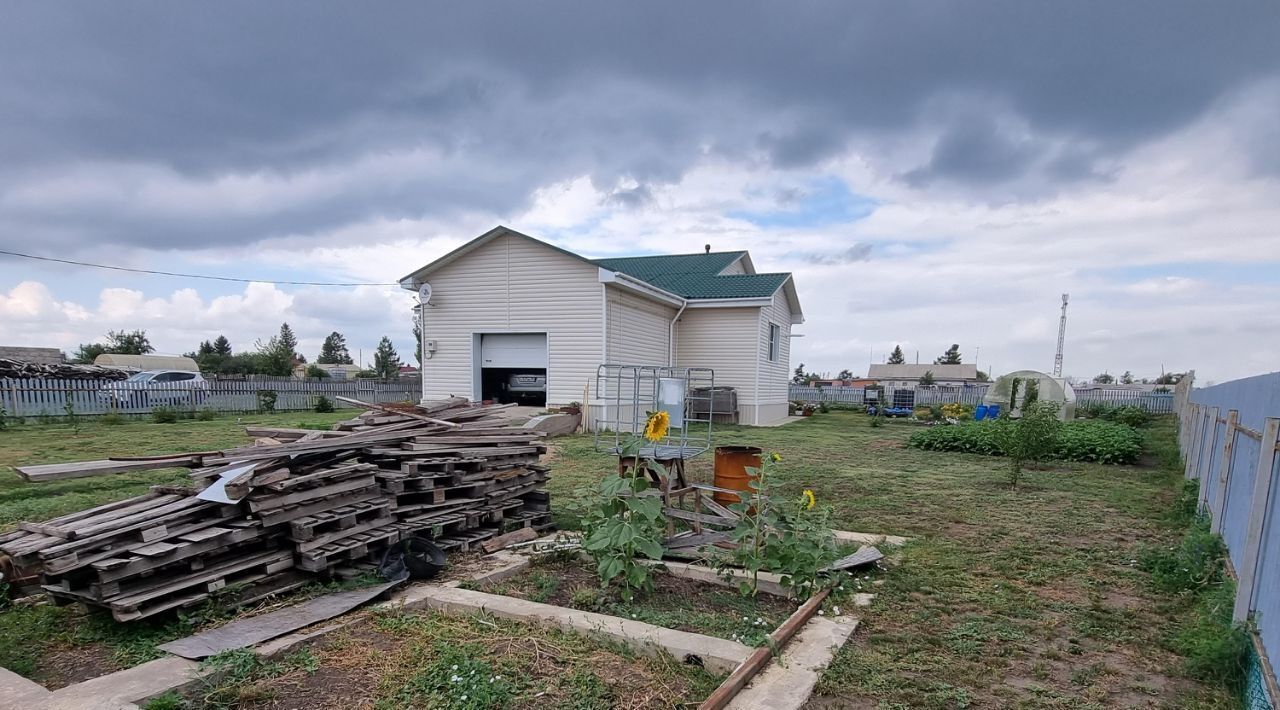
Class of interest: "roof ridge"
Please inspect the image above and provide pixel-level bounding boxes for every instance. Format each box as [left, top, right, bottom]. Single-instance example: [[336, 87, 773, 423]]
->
[[591, 250, 747, 261]]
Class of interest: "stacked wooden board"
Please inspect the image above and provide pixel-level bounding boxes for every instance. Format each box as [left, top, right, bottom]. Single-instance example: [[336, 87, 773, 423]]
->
[[0, 398, 553, 621]]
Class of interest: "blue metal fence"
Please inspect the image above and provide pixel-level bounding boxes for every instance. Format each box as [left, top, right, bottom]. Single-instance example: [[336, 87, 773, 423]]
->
[[1180, 372, 1280, 707]]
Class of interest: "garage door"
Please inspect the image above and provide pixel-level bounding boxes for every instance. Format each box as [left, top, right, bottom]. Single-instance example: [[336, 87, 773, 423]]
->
[[480, 333, 547, 368]]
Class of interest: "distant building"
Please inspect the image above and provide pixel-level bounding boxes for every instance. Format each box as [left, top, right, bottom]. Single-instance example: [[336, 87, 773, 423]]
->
[[0, 346, 65, 366], [868, 363, 980, 388]]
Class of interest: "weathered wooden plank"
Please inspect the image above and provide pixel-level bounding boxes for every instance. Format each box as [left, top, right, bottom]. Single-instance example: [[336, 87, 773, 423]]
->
[[15, 457, 199, 482], [820, 546, 884, 573]]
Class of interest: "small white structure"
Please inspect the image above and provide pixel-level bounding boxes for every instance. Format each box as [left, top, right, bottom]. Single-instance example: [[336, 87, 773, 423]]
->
[[398, 226, 804, 425], [94, 354, 200, 373], [984, 369, 1076, 420]]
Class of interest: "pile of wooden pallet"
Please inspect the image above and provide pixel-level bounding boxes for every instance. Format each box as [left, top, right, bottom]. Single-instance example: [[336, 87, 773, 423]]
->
[[0, 398, 552, 621]]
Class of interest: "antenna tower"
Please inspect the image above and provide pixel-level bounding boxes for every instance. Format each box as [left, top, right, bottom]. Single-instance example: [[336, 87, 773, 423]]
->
[[1053, 293, 1069, 377]]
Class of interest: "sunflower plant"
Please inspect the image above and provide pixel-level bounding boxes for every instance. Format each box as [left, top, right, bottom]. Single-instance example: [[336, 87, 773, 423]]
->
[[721, 453, 839, 600], [577, 411, 673, 600]]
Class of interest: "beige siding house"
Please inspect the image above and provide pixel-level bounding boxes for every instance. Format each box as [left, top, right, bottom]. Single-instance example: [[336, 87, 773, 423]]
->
[[399, 226, 803, 425]]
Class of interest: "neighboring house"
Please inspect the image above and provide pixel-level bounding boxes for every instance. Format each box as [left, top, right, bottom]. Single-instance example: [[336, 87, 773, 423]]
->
[[398, 226, 804, 425], [868, 363, 980, 388], [94, 354, 201, 372], [0, 346, 65, 366]]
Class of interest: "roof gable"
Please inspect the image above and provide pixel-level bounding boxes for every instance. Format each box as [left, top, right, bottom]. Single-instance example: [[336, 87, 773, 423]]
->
[[592, 252, 786, 299]]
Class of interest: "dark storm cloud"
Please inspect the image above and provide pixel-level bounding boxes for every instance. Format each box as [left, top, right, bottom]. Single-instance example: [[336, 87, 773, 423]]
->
[[0, 1, 1277, 251]]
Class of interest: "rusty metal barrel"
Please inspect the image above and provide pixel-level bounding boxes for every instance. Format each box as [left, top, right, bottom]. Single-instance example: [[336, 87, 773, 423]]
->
[[713, 446, 763, 507]]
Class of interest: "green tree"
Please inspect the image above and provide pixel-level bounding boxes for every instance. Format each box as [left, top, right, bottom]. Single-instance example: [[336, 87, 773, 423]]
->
[[317, 332, 354, 364], [212, 335, 232, 356], [277, 323, 299, 361], [412, 321, 423, 364], [836, 368, 854, 381], [196, 340, 215, 357], [935, 343, 962, 365], [304, 364, 331, 379], [373, 336, 400, 379], [995, 401, 1062, 486], [1155, 372, 1184, 385], [976, 370, 990, 382], [73, 329, 154, 363], [888, 345, 906, 364], [255, 326, 298, 377], [73, 343, 108, 364], [1120, 370, 1134, 385], [919, 370, 936, 386], [792, 363, 808, 385], [1093, 373, 1115, 384]]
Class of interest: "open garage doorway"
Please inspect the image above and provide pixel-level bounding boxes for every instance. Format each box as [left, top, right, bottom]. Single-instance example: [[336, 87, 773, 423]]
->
[[475, 333, 547, 406]]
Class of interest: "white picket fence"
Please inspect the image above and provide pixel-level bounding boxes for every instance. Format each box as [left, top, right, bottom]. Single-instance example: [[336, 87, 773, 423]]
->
[[0, 377, 422, 418], [788, 384, 990, 407], [789, 383, 1174, 413], [1073, 388, 1175, 413]]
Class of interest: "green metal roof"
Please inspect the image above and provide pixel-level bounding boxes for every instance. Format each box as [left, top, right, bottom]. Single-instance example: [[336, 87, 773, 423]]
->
[[592, 252, 788, 299]]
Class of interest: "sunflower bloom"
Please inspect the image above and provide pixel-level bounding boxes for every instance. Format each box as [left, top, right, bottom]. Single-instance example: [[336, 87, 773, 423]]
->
[[643, 410, 670, 442], [801, 489, 816, 510]]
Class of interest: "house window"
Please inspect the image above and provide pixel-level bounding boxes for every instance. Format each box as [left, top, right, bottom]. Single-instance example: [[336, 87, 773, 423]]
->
[[767, 323, 780, 362]]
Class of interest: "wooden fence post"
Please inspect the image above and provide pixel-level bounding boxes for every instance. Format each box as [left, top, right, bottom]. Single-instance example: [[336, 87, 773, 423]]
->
[[1234, 417, 1280, 623], [1210, 410, 1239, 535]]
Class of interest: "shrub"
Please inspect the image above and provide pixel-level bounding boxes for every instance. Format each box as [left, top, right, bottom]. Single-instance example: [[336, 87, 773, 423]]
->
[[196, 408, 217, 421], [1140, 517, 1226, 595], [304, 364, 331, 379], [151, 406, 178, 424], [1104, 405, 1151, 428], [908, 418, 1143, 465], [314, 395, 335, 413], [994, 401, 1061, 485], [817, 400, 830, 414], [1054, 420, 1143, 464], [256, 389, 278, 414], [101, 412, 125, 425]]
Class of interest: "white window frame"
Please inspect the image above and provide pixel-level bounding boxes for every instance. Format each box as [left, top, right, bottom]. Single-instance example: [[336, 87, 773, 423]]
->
[[767, 322, 780, 362]]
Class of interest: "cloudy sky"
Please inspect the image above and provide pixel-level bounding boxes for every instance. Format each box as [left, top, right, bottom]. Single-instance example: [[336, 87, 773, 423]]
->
[[1, 3, 1278, 384]]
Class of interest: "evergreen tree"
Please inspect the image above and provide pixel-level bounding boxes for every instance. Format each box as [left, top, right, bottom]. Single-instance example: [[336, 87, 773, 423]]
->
[[277, 323, 299, 361], [212, 335, 232, 356], [888, 345, 906, 364], [413, 321, 423, 364], [792, 363, 808, 385], [317, 332, 354, 365], [919, 370, 936, 386], [373, 336, 400, 379], [935, 344, 962, 365], [197, 340, 215, 357]]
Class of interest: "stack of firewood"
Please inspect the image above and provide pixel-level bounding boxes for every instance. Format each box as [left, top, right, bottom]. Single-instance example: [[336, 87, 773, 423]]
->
[[0, 398, 552, 621]]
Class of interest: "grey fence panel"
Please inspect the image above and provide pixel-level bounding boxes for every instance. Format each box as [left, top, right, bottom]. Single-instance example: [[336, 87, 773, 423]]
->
[[0, 377, 421, 417]]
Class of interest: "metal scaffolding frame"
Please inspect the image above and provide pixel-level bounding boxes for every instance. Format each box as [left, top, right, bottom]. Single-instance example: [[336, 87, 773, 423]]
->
[[593, 365, 715, 460]]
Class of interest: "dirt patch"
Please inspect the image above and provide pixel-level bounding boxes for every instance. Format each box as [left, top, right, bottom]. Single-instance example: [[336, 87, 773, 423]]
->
[[31, 642, 125, 690], [477, 557, 798, 643], [239, 611, 718, 709], [866, 439, 904, 451]]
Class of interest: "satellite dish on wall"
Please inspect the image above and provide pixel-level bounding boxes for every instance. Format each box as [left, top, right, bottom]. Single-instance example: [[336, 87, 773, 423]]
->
[[417, 283, 433, 303]]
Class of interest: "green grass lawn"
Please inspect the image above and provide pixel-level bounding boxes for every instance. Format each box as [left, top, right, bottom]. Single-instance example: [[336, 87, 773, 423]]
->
[[0, 410, 1237, 707]]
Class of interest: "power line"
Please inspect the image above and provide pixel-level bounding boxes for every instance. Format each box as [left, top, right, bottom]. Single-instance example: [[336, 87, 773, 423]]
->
[[0, 248, 401, 287]]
